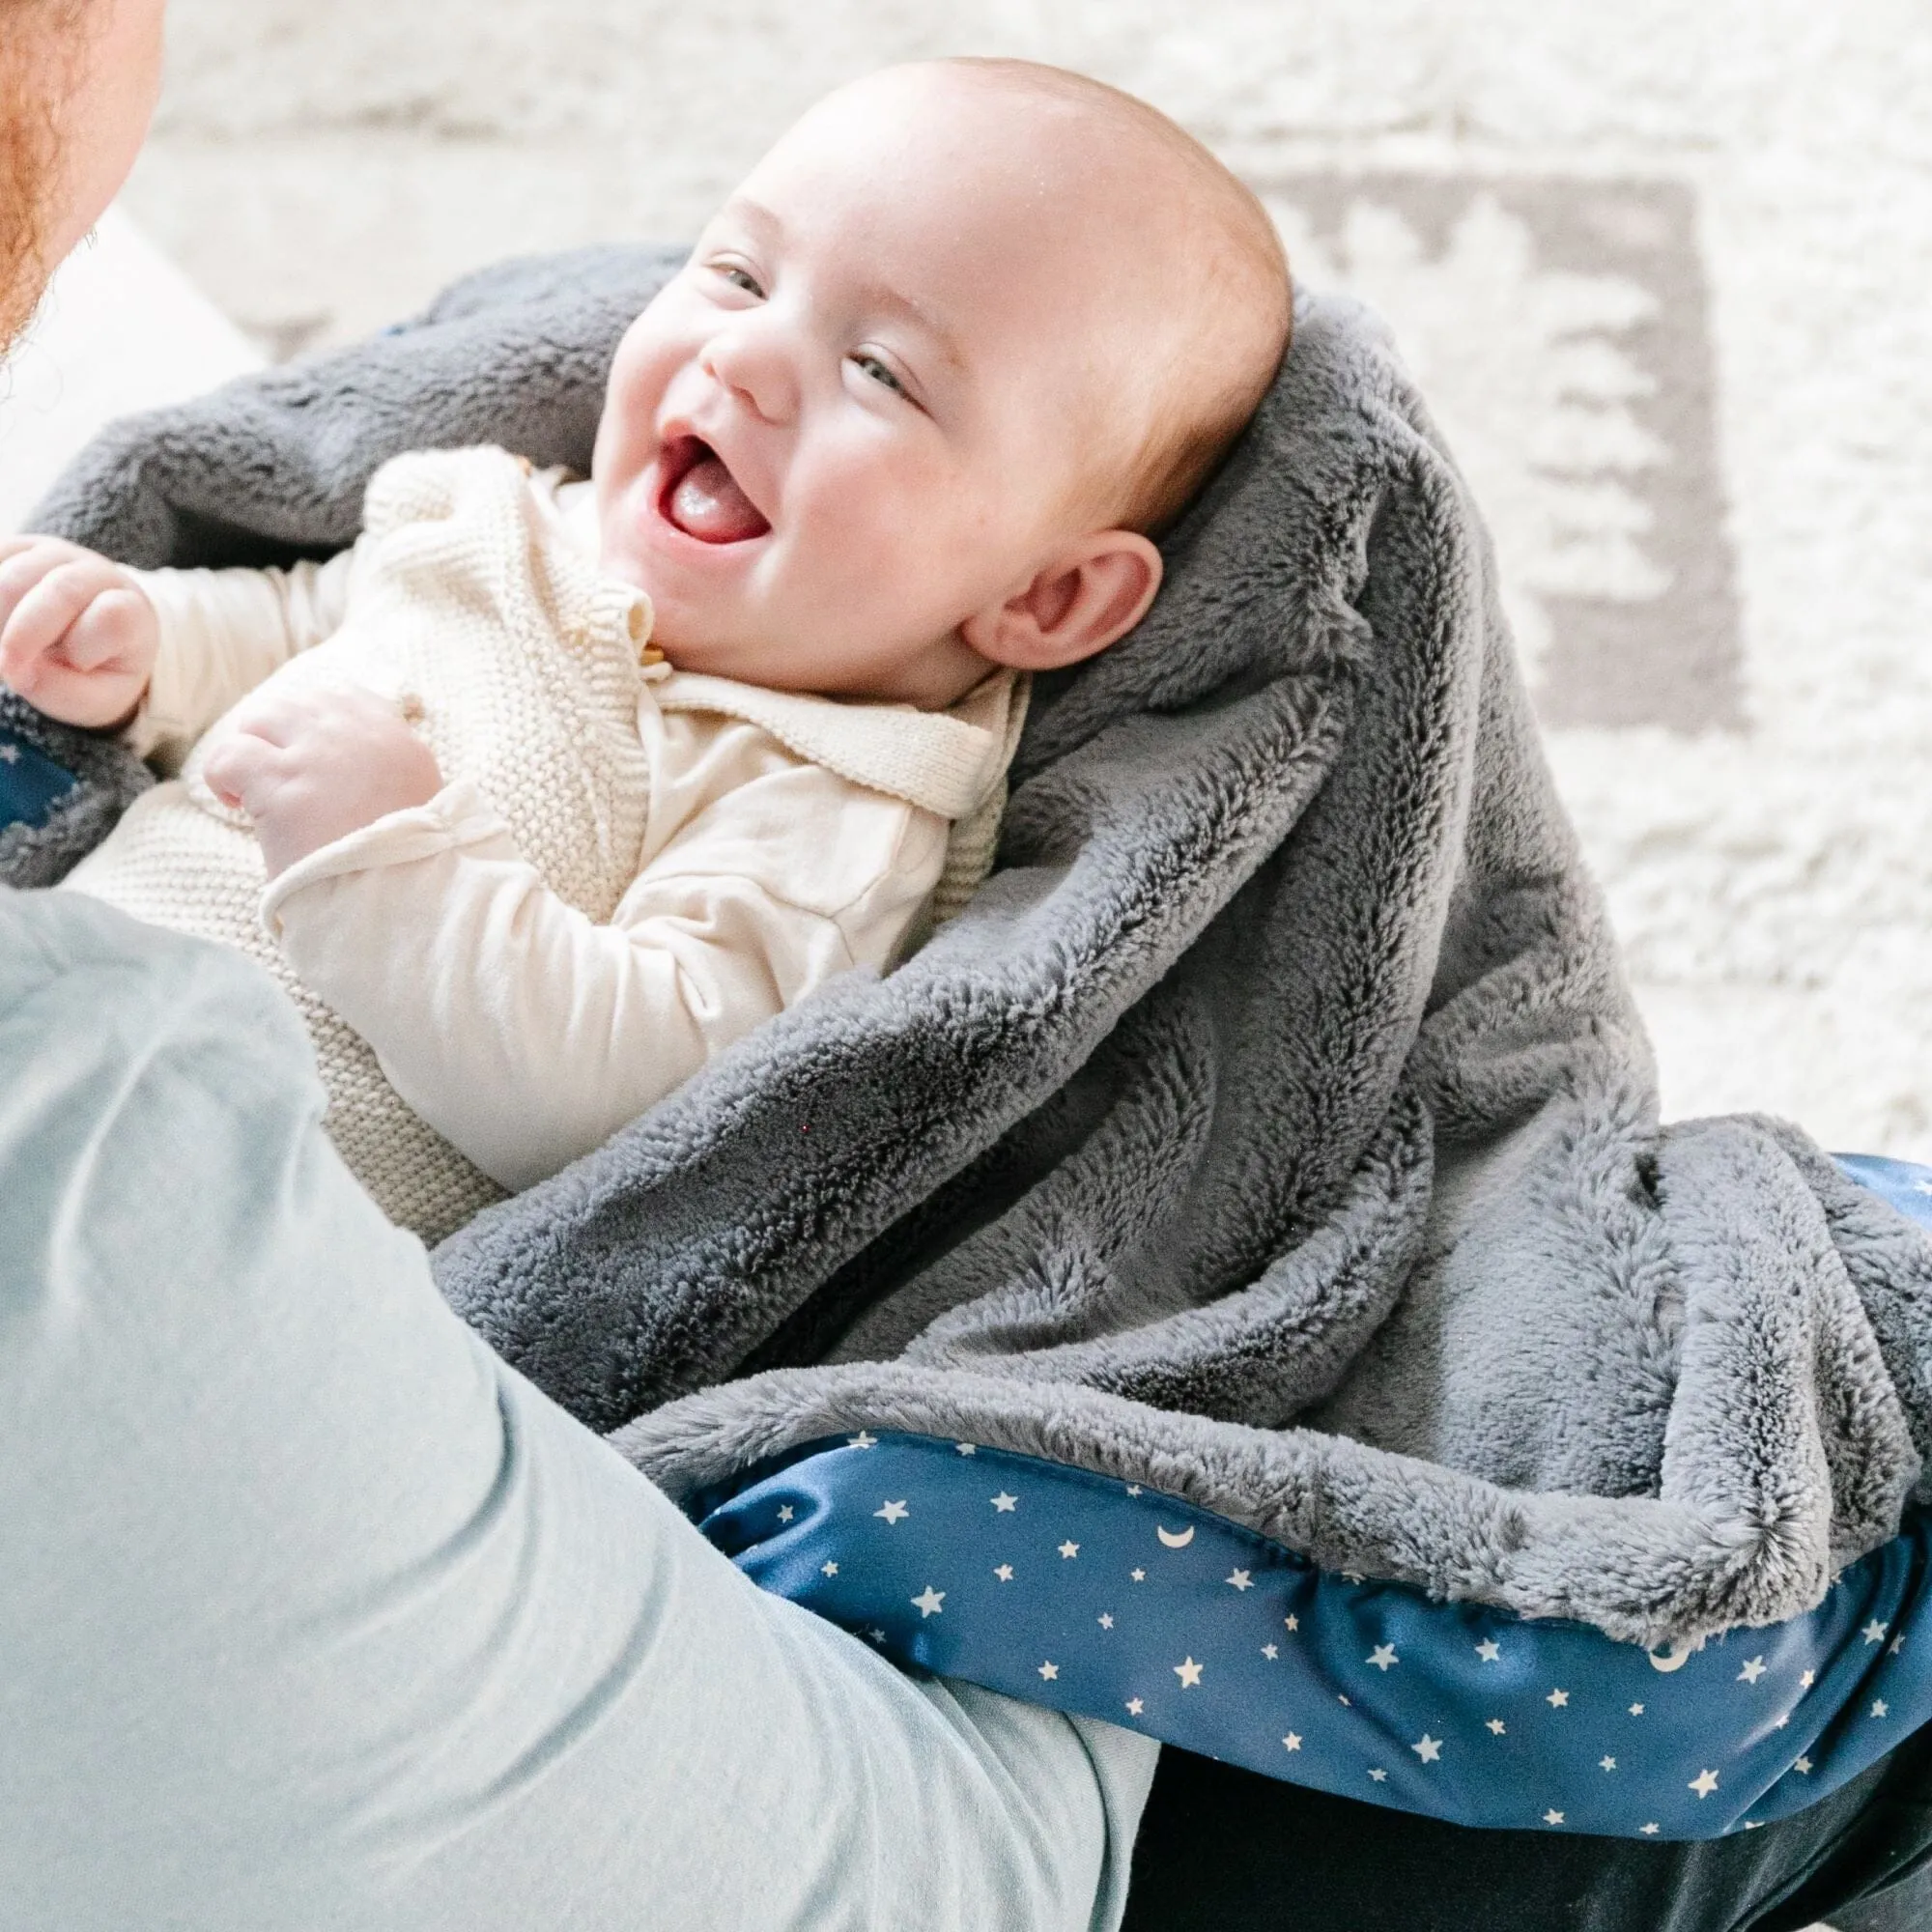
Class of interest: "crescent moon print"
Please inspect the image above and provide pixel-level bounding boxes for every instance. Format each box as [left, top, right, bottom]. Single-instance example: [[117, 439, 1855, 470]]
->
[[1648, 1639, 1699, 1673], [1156, 1525, 1196, 1549]]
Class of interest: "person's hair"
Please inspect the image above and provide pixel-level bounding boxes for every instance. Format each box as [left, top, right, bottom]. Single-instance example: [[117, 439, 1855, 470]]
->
[[0, 0, 88, 351], [941, 58, 1293, 535]]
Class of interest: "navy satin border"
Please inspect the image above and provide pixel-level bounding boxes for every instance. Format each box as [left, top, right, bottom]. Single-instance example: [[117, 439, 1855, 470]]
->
[[696, 1156, 1932, 1840], [0, 724, 78, 833], [699, 1432, 1932, 1840]]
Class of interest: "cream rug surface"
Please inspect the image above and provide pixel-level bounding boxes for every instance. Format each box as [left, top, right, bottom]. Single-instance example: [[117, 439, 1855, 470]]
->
[[70, 0, 1932, 1160]]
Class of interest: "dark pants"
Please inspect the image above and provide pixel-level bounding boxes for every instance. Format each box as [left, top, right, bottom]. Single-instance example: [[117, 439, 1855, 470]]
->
[[1124, 1731, 1932, 1932]]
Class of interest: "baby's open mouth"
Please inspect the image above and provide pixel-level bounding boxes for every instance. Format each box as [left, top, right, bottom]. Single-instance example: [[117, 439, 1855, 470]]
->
[[658, 436, 771, 545]]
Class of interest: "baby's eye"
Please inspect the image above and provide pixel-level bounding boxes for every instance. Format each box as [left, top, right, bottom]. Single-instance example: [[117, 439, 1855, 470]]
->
[[712, 262, 764, 298], [850, 352, 908, 398]]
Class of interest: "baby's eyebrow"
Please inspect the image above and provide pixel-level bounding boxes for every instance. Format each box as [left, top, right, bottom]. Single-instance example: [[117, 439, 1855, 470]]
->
[[859, 281, 968, 376], [722, 193, 784, 241], [719, 194, 968, 377]]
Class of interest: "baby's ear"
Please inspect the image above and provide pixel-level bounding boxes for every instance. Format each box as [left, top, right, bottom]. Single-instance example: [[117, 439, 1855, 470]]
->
[[960, 531, 1162, 672]]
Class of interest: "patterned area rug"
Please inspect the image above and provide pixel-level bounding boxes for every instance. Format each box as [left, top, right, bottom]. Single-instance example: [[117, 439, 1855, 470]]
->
[[99, 1, 1932, 1162]]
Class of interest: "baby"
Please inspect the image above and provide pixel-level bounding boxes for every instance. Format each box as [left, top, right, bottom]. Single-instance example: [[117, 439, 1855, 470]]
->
[[0, 59, 1291, 1242]]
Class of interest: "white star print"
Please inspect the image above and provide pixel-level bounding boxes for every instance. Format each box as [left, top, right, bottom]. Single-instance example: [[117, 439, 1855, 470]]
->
[[1038, 1662, 1059, 1681], [1368, 1644, 1400, 1671], [1547, 1690, 1570, 1709], [1745, 1821, 1764, 1831], [874, 1499, 909, 1524], [1098, 1613, 1115, 1630], [1227, 1569, 1254, 1591], [993, 1564, 1014, 1582], [1338, 1694, 1351, 1707], [867, 1628, 887, 1643], [1641, 1823, 1661, 1835], [0, 744, 18, 764], [1343, 1571, 1366, 1585], [991, 1492, 1019, 1513], [1262, 1644, 1279, 1661], [1131, 1569, 1147, 1583], [821, 1561, 838, 1577], [1863, 1620, 1889, 1644], [1475, 1638, 1501, 1662], [911, 1586, 945, 1618], [847, 1432, 876, 1449], [1487, 1719, 1507, 1736], [1690, 1770, 1720, 1799], [1629, 1703, 1645, 1716], [1774, 1714, 1789, 1729], [1873, 1699, 1889, 1719], [1412, 1735, 1442, 1764], [1126, 1485, 1143, 1496], [1892, 1635, 1906, 1655], [1174, 1657, 1205, 1689], [1800, 1670, 1815, 1689], [777, 1505, 794, 1523], [1368, 1768, 1387, 1783], [1283, 1733, 1302, 1752], [1059, 1541, 1080, 1559], [954, 1442, 976, 1455], [1600, 1757, 1617, 1773], [1284, 1614, 1300, 1633], [1545, 1810, 1565, 1826], [1126, 1698, 1145, 1716], [1738, 1657, 1768, 1684], [1795, 1756, 1813, 1775]]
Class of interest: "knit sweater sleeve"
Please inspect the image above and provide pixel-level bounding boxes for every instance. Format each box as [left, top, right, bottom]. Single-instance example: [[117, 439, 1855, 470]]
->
[[256, 762, 945, 1193], [122, 546, 361, 771]]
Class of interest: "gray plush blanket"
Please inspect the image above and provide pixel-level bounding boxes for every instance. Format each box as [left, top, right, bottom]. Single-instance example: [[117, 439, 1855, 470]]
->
[[22, 245, 1932, 1648]]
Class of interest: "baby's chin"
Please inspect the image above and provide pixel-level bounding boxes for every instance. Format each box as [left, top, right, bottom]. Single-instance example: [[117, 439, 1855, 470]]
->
[[596, 517, 775, 675], [640, 597, 781, 682]]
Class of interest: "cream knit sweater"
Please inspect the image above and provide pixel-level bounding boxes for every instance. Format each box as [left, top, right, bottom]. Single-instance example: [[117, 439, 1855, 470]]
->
[[63, 446, 1025, 1242]]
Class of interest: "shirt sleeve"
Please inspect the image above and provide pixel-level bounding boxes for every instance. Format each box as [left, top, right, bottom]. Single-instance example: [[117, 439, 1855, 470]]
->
[[258, 765, 946, 1193], [124, 546, 361, 770]]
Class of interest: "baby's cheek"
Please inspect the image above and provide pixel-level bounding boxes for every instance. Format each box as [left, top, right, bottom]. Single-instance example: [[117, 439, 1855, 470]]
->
[[594, 313, 680, 476], [822, 443, 959, 554]]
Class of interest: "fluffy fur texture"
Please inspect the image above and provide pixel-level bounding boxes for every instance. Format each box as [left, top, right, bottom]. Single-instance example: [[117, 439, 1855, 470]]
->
[[22, 244, 1932, 1646]]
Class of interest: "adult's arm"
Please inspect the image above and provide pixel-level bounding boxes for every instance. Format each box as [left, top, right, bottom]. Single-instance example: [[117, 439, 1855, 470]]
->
[[0, 885, 1154, 1931]]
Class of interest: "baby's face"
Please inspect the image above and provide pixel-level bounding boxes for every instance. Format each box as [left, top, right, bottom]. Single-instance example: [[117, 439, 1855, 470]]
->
[[592, 70, 1154, 705]]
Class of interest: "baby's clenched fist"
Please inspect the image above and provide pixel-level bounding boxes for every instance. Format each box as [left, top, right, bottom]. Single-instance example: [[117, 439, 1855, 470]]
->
[[203, 684, 444, 879], [0, 535, 159, 730]]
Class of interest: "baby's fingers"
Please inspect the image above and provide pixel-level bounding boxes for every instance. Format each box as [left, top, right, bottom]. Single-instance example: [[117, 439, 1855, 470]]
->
[[224, 681, 387, 752], [0, 559, 123, 687], [62, 587, 152, 670], [201, 727, 282, 811], [220, 688, 311, 753], [0, 540, 80, 645], [0, 532, 67, 570]]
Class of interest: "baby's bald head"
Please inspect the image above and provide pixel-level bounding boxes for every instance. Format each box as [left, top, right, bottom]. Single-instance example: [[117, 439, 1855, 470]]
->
[[849, 59, 1292, 534]]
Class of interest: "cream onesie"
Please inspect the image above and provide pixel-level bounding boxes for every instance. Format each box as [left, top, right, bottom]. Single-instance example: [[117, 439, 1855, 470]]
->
[[62, 445, 1025, 1243]]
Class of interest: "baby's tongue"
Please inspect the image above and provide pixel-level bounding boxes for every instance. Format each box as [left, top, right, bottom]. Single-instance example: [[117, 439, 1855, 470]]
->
[[669, 453, 769, 543]]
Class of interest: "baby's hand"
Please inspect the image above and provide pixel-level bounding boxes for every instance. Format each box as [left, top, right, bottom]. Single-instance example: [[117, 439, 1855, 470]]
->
[[203, 684, 443, 878], [0, 535, 160, 730]]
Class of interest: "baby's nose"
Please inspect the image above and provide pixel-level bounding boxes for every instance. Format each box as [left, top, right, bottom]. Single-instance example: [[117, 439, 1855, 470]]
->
[[701, 317, 799, 426]]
